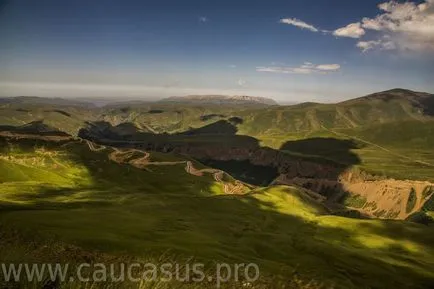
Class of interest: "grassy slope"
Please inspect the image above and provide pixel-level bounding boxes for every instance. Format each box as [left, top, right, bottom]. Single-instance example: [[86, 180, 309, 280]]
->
[[338, 120, 434, 180], [237, 95, 426, 135], [241, 115, 434, 182], [0, 140, 434, 288], [100, 104, 245, 133]]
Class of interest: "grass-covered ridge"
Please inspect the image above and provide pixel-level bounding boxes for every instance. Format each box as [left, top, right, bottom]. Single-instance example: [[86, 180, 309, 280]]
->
[[1, 138, 434, 288]]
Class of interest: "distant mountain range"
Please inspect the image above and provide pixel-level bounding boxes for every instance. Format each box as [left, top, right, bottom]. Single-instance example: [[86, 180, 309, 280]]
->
[[159, 95, 279, 106], [3, 89, 433, 109], [0, 96, 96, 107]]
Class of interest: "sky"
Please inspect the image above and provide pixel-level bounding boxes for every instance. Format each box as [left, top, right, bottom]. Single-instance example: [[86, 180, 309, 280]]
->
[[0, 0, 433, 103]]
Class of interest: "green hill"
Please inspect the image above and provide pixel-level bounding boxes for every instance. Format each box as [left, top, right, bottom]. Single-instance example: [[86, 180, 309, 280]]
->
[[237, 89, 433, 137]]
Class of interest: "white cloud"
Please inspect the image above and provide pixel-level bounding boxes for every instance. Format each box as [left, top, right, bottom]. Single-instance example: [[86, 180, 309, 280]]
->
[[315, 64, 342, 71], [333, 22, 366, 38], [280, 1, 434, 52], [199, 16, 208, 23], [256, 62, 341, 74], [237, 78, 247, 87], [361, 17, 383, 31], [350, 0, 434, 51], [356, 38, 397, 52], [357, 40, 380, 52], [279, 18, 319, 32], [229, 64, 237, 68]]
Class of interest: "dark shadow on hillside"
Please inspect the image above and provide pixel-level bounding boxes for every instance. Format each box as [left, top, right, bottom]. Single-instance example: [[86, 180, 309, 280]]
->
[[280, 138, 361, 165], [0, 120, 71, 137], [419, 95, 434, 116], [78, 120, 257, 147], [181, 120, 238, 135], [80, 121, 143, 138], [15, 108, 30, 113], [42, 109, 72, 117], [148, 109, 164, 114], [228, 116, 243, 125], [199, 114, 225, 121]]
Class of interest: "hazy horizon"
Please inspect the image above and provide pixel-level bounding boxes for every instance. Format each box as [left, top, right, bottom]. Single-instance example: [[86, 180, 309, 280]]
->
[[2, 86, 432, 106]]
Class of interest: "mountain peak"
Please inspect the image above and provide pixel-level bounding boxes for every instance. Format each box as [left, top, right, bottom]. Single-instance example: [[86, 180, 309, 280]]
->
[[340, 88, 432, 105]]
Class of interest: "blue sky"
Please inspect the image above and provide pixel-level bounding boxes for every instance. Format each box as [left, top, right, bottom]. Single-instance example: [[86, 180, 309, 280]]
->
[[0, 0, 433, 103]]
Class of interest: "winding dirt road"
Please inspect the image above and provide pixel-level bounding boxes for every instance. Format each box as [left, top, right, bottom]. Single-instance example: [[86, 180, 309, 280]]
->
[[85, 140, 247, 194], [184, 161, 246, 194], [85, 140, 106, 152]]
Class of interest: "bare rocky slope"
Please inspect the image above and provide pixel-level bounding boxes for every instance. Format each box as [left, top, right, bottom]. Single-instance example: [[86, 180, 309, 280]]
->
[[275, 173, 433, 220]]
